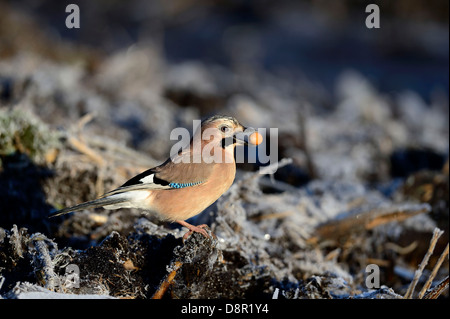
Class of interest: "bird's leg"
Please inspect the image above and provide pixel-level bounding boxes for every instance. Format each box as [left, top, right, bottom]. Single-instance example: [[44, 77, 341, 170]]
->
[[176, 220, 209, 240]]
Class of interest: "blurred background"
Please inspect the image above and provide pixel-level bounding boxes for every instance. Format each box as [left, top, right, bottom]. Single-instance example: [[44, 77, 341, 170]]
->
[[1, 0, 448, 98], [0, 0, 448, 298], [1, 0, 448, 168]]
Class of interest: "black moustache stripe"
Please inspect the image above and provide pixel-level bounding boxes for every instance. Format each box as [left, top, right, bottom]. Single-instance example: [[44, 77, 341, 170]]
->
[[221, 136, 237, 148]]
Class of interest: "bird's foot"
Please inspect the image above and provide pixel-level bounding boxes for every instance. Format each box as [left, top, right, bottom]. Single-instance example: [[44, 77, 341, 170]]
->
[[182, 224, 209, 241], [176, 220, 210, 241]]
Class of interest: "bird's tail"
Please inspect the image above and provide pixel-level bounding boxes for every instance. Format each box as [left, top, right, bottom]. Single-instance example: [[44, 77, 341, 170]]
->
[[48, 196, 130, 218]]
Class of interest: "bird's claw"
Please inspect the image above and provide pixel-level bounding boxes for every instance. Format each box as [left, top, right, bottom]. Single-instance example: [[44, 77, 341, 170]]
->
[[182, 224, 210, 241]]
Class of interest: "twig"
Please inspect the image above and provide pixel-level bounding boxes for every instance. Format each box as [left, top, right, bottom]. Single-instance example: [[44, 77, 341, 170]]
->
[[240, 158, 293, 186], [75, 112, 95, 131], [418, 243, 449, 299], [423, 276, 449, 299], [257, 158, 293, 176], [365, 204, 431, 230], [403, 228, 444, 299], [385, 241, 418, 255], [68, 136, 106, 166], [315, 203, 431, 240], [151, 261, 183, 299], [95, 165, 107, 196]]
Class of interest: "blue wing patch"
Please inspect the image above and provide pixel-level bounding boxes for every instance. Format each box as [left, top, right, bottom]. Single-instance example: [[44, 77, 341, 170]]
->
[[169, 181, 203, 188]]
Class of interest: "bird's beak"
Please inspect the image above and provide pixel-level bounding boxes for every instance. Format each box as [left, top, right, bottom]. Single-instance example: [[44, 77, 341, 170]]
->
[[234, 126, 255, 146]]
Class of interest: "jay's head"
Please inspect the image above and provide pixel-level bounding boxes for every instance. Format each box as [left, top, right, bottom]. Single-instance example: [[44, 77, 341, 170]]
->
[[188, 115, 256, 163], [200, 115, 251, 148]]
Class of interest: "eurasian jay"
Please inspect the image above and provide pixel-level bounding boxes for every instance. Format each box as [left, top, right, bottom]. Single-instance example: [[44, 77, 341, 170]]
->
[[49, 115, 262, 239]]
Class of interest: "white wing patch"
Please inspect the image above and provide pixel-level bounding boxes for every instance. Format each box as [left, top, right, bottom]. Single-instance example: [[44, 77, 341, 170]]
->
[[139, 173, 154, 184]]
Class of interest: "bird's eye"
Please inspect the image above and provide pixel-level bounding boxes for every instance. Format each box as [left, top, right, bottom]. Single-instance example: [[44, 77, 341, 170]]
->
[[220, 125, 229, 133]]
